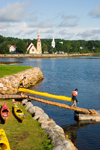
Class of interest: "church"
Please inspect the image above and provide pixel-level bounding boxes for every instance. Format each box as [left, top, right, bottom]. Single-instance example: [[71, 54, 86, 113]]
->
[[26, 31, 42, 54]]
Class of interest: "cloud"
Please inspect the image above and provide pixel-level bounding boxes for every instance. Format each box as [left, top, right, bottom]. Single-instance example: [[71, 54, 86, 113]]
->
[[77, 29, 100, 38], [0, 1, 30, 22], [89, 4, 100, 18], [58, 13, 79, 27], [29, 21, 54, 28]]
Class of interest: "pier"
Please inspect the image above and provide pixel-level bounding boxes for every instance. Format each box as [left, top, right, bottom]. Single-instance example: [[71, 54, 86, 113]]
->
[[0, 94, 98, 115]]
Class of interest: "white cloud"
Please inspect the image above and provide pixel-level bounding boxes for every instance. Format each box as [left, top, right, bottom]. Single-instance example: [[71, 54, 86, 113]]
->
[[58, 13, 79, 27], [89, 4, 100, 18], [77, 29, 100, 38], [29, 21, 54, 28], [0, 1, 30, 22]]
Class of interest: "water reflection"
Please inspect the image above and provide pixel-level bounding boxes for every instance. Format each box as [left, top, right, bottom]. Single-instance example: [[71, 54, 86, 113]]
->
[[63, 120, 98, 146]]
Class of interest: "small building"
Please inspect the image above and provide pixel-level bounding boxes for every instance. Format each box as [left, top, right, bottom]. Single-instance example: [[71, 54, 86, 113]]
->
[[51, 36, 55, 48], [26, 31, 42, 54], [59, 42, 63, 44], [9, 45, 16, 53], [80, 46, 83, 50]]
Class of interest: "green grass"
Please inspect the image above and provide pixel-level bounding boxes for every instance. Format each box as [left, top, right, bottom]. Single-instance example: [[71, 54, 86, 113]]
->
[[0, 101, 54, 150], [0, 65, 33, 78]]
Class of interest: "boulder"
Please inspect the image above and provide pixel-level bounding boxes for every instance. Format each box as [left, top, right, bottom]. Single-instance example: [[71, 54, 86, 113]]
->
[[51, 144, 66, 150], [28, 106, 35, 115], [45, 120, 56, 128], [53, 125, 64, 134], [22, 99, 28, 105], [25, 102, 33, 110]]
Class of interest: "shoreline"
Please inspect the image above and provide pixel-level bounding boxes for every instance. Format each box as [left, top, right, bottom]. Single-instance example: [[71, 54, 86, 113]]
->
[[0, 53, 99, 59]]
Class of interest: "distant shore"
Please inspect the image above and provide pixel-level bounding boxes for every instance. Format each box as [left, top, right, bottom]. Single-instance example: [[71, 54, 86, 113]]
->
[[0, 53, 99, 59]]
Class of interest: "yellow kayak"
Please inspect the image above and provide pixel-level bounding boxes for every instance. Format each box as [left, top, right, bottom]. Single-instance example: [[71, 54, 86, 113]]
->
[[0, 129, 11, 150], [14, 104, 25, 122], [19, 88, 73, 102]]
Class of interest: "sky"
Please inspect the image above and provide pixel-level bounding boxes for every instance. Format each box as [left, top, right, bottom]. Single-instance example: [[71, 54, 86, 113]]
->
[[0, 0, 100, 40]]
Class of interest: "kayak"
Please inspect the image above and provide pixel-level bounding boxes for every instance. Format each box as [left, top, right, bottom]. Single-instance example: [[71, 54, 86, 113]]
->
[[1, 102, 10, 123], [0, 129, 11, 150], [14, 104, 25, 121], [19, 88, 73, 102]]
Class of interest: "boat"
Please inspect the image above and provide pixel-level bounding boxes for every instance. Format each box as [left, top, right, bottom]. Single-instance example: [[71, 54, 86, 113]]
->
[[19, 88, 73, 102], [1, 102, 10, 123], [14, 104, 25, 121], [0, 129, 11, 150]]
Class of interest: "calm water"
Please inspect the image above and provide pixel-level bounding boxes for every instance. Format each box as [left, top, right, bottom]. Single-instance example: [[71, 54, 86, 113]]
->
[[1, 57, 100, 150]]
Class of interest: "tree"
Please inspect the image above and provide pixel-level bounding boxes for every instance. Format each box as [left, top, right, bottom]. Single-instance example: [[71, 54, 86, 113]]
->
[[16, 40, 26, 53], [0, 43, 9, 54]]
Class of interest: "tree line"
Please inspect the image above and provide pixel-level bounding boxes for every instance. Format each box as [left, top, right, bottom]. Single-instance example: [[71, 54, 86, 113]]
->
[[0, 35, 100, 54]]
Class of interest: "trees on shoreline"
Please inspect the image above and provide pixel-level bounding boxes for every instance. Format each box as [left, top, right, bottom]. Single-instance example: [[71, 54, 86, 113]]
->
[[0, 35, 100, 54]]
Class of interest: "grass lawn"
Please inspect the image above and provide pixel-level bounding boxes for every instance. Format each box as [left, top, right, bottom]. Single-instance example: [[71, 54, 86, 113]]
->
[[0, 65, 33, 78], [0, 100, 53, 150], [0, 65, 53, 150]]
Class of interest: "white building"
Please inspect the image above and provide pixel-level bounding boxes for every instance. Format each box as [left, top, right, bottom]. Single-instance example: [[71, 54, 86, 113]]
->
[[51, 36, 55, 48], [9, 45, 16, 53]]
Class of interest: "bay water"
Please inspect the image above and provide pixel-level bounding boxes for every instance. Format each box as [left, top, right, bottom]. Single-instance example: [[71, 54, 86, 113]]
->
[[1, 56, 100, 150]]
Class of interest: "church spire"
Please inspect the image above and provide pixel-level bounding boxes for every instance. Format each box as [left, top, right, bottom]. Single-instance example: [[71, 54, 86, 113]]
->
[[37, 31, 42, 54], [51, 35, 55, 48], [37, 31, 41, 42]]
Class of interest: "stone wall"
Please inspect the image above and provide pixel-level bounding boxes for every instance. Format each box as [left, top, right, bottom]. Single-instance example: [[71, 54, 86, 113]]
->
[[21, 99, 77, 150], [0, 67, 44, 95]]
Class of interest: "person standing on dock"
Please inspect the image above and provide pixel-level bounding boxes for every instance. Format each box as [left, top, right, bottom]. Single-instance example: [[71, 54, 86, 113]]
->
[[71, 89, 78, 107]]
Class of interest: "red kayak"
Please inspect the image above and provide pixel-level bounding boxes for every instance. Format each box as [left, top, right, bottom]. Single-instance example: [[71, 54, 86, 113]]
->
[[1, 102, 10, 123]]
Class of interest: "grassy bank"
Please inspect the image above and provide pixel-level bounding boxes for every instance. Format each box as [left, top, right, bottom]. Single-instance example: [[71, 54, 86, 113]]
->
[[0, 65, 53, 149], [0, 65, 33, 78], [0, 100, 53, 150]]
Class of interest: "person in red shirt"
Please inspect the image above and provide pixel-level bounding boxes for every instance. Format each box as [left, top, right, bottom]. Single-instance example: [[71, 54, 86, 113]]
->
[[71, 89, 78, 107]]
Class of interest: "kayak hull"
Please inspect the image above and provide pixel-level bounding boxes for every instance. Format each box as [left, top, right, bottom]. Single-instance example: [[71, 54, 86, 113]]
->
[[19, 88, 73, 102], [1, 102, 10, 123], [0, 129, 11, 150], [14, 104, 25, 121]]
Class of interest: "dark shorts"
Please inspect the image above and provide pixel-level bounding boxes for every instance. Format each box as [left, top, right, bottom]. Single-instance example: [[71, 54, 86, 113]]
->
[[72, 96, 78, 102]]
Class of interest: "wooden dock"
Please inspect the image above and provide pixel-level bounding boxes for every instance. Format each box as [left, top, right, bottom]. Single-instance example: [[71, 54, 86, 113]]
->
[[0, 94, 97, 115], [0, 94, 28, 99]]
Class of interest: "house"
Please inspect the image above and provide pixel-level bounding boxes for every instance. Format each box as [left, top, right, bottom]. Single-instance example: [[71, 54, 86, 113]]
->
[[9, 45, 16, 53], [26, 31, 42, 54], [80, 46, 83, 50]]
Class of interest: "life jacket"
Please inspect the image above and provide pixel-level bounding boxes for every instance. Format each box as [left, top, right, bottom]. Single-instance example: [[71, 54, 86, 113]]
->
[[72, 91, 77, 96], [19, 79, 23, 87]]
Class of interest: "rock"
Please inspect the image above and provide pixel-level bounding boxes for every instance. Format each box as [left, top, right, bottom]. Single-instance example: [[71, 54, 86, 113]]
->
[[45, 120, 56, 128], [28, 106, 35, 115], [38, 116, 48, 124], [12, 99, 15, 102], [0, 83, 3, 88], [63, 140, 72, 150], [53, 125, 64, 134], [22, 99, 28, 105], [25, 102, 33, 110], [33, 110, 45, 120], [34, 106, 44, 113], [51, 144, 66, 150], [41, 122, 49, 130]]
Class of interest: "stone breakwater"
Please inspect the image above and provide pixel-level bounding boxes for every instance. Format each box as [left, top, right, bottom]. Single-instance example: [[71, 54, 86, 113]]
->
[[21, 99, 77, 150], [0, 67, 44, 95], [0, 53, 94, 59]]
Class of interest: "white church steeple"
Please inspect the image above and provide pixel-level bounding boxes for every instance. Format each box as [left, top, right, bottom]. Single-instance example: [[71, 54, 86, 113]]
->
[[51, 36, 55, 48]]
